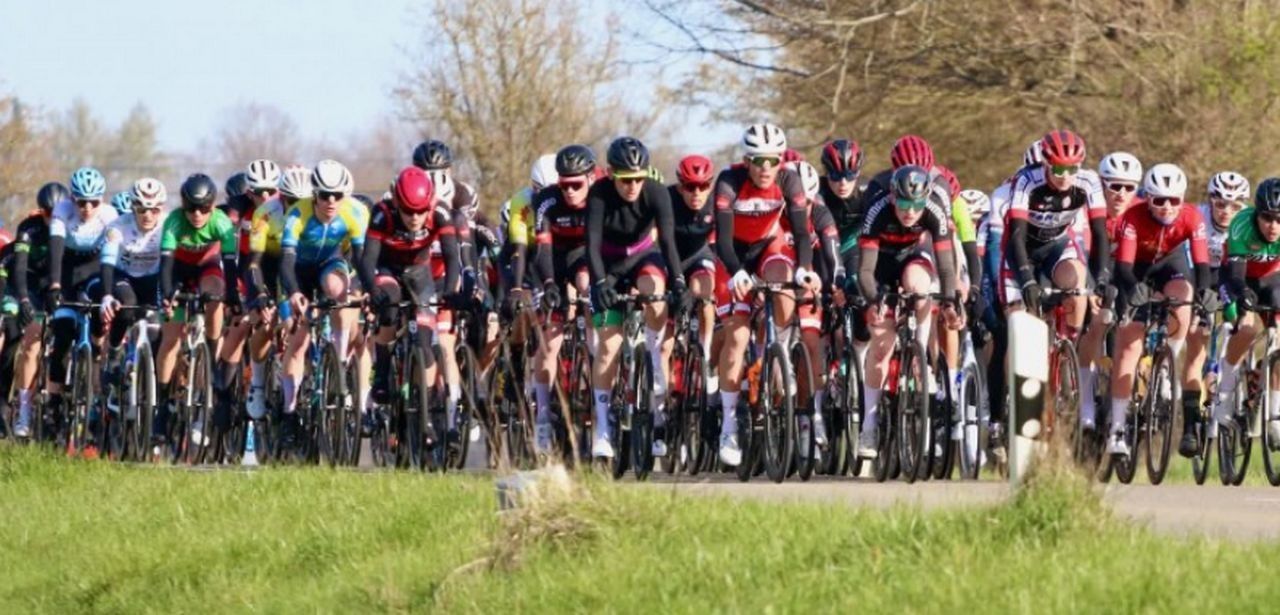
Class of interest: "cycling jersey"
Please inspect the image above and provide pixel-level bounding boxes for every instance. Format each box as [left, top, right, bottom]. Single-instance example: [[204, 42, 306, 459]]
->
[[1199, 203, 1231, 268], [667, 184, 715, 261], [1225, 208, 1280, 280], [281, 197, 367, 266], [248, 198, 288, 257], [1115, 202, 1209, 267], [50, 199, 118, 255], [502, 187, 536, 247], [586, 179, 683, 286], [12, 212, 51, 300], [101, 214, 163, 278], [818, 181, 864, 242], [535, 192, 588, 250], [1005, 166, 1109, 287], [359, 202, 458, 296], [160, 208, 237, 265], [857, 191, 957, 301], [713, 165, 812, 273]]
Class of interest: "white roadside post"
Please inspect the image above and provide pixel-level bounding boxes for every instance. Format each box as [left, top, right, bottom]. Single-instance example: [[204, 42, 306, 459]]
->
[[1007, 310, 1049, 485]]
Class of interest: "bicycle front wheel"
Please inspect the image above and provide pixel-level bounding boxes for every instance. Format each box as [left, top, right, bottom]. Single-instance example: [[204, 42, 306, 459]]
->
[[1261, 352, 1280, 487], [790, 340, 816, 482], [762, 342, 795, 483], [630, 343, 655, 480], [1144, 347, 1176, 485], [958, 361, 989, 481], [316, 343, 346, 467], [67, 347, 95, 458], [1218, 361, 1253, 486], [896, 341, 929, 483]]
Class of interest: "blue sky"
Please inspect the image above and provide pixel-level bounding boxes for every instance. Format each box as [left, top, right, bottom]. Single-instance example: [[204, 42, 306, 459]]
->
[[0, 0, 737, 154]]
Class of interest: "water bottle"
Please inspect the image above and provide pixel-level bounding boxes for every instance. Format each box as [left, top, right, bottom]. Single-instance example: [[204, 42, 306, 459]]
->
[[245, 424, 256, 453]]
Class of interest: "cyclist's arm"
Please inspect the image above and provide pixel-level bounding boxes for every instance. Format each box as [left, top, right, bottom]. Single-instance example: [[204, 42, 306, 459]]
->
[[813, 203, 841, 281], [1190, 221, 1212, 293], [511, 243, 530, 289], [1088, 216, 1110, 285], [649, 181, 685, 286], [781, 173, 813, 270], [930, 218, 958, 301], [1114, 218, 1138, 294], [160, 252, 176, 299], [856, 242, 879, 302], [961, 240, 981, 292], [13, 236, 30, 301], [279, 248, 299, 297], [534, 242, 553, 286], [440, 228, 461, 294], [713, 174, 743, 274], [47, 234, 65, 289], [357, 237, 380, 295], [585, 189, 608, 283]]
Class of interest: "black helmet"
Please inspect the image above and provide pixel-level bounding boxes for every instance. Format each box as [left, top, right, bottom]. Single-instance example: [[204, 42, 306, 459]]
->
[[181, 173, 219, 208], [890, 165, 933, 207], [555, 144, 596, 177], [606, 136, 650, 175], [1256, 177, 1280, 214], [352, 193, 374, 209], [37, 181, 71, 212], [412, 140, 453, 171], [225, 172, 249, 200], [820, 139, 865, 179]]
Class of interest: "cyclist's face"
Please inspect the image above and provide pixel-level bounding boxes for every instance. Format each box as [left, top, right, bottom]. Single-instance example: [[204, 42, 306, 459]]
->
[[184, 206, 211, 229], [1260, 212, 1280, 242], [893, 204, 924, 227], [315, 192, 341, 220], [398, 207, 429, 232], [1103, 180, 1138, 217], [1210, 197, 1245, 229], [829, 176, 857, 199], [678, 181, 712, 209], [614, 176, 645, 202], [558, 175, 590, 207], [1045, 162, 1078, 191], [134, 206, 162, 231], [746, 156, 780, 188]]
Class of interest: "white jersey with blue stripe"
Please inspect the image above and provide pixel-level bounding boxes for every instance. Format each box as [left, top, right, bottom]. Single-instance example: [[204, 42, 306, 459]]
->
[[49, 198, 118, 255]]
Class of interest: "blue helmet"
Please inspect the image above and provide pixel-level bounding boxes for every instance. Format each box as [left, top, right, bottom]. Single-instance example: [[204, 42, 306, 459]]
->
[[69, 167, 107, 199], [110, 190, 133, 215]]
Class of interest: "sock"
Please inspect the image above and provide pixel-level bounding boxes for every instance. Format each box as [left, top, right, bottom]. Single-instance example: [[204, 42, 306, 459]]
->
[[250, 360, 265, 388], [707, 373, 720, 395], [593, 389, 610, 438], [1168, 338, 1186, 363], [18, 389, 31, 412], [645, 327, 667, 396], [854, 341, 869, 374], [915, 309, 932, 355], [1270, 392, 1280, 422], [1110, 398, 1128, 434], [813, 390, 825, 414], [447, 383, 460, 430], [1219, 360, 1241, 400], [282, 376, 297, 414], [534, 382, 551, 423], [862, 388, 881, 437], [701, 335, 713, 365], [1182, 391, 1200, 431], [720, 391, 739, 435], [1079, 366, 1096, 426]]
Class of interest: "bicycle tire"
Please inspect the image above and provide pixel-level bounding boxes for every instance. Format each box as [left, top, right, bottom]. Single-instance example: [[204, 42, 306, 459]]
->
[[1262, 352, 1280, 487], [341, 358, 363, 467], [682, 342, 709, 476], [609, 347, 632, 480], [1093, 362, 1114, 483], [67, 346, 94, 458], [844, 346, 865, 479], [186, 343, 215, 464], [896, 340, 929, 483], [1144, 346, 1176, 485], [762, 342, 795, 483], [452, 344, 480, 471], [631, 343, 655, 480], [97, 352, 125, 461], [1218, 362, 1253, 486], [958, 361, 988, 480], [790, 341, 816, 482], [314, 343, 345, 467], [133, 343, 156, 462], [930, 356, 954, 481]]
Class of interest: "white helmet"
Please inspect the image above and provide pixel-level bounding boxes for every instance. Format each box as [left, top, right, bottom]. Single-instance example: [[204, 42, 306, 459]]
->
[[957, 189, 990, 217], [1208, 171, 1250, 202], [431, 170, 456, 205], [1022, 139, 1044, 168], [311, 159, 354, 196], [279, 165, 313, 199], [741, 123, 787, 157], [1098, 152, 1142, 184], [130, 177, 167, 209], [246, 159, 282, 190], [1142, 163, 1188, 200], [787, 161, 821, 201], [530, 154, 558, 191]]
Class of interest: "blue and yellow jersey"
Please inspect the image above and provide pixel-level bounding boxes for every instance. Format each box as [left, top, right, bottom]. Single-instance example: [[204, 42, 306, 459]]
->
[[248, 198, 288, 257], [281, 197, 367, 265]]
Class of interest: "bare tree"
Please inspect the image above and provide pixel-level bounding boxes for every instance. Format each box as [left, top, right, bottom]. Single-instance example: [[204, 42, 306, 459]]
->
[[0, 96, 58, 224], [395, 0, 668, 215], [206, 102, 305, 180], [109, 102, 168, 187]]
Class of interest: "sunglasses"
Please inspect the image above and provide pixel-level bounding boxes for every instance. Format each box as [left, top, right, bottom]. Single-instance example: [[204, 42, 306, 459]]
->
[[615, 176, 646, 185], [316, 190, 343, 201], [1151, 196, 1182, 207], [680, 181, 712, 192], [399, 207, 429, 217], [252, 188, 278, 198], [185, 204, 214, 214], [895, 198, 928, 212], [1212, 199, 1245, 212], [827, 170, 859, 182], [135, 205, 162, 213], [749, 156, 781, 168], [1260, 212, 1280, 225], [75, 199, 101, 208], [558, 179, 588, 192], [1106, 182, 1137, 193], [1049, 164, 1081, 177]]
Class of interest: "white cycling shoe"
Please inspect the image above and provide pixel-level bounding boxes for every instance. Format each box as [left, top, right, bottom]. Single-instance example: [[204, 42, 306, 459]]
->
[[718, 432, 742, 466]]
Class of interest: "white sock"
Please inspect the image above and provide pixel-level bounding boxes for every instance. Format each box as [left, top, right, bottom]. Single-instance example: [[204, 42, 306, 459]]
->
[[447, 383, 460, 430], [593, 389, 610, 438], [331, 328, 349, 361], [915, 310, 932, 354], [534, 382, 551, 424], [813, 390, 825, 414], [1079, 366, 1096, 425], [1269, 392, 1280, 420], [282, 376, 297, 414], [862, 388, 881, 437], [701, 335, 713, 364], [707, 374, 720, 395], [854, 341, 869, 373], [1110, 398, 1128, 433], [1220, 360, 1241, 399], [250, 360, 265, 388], [720, 391, 739, 435], [645, 327, 667, 393], [18, 389, 31, 412]]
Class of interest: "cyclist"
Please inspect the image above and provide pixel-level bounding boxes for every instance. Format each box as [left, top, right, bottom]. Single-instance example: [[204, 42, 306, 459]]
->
[[500, 153, 558, 302], [819, 138, 866, 292], [1217, 179, 1280, 445], [864, 135, 936, 201], [1098, 151, 1143, 226], [10, 182, 69, 437], [220, 172, 252, 227], [243, 164, 310, 419], [1109, 164, 1215, 457], [586, 136, 685, 459], [791, 159, 840, 452], [156, 174, 239, 443], [530, 146, 596, 454], [668, 154, 718, 386], [98, 179, 167, 348], [855, 165, 962, 456], [713, 123, 816, 465], [216, 159, 281, 422], [278, 160, 365, 445], [359, 166, 458, 415], [46, 167, 119, 427], [1202, 172, 1251, 280], [110, 191, 134, 216]]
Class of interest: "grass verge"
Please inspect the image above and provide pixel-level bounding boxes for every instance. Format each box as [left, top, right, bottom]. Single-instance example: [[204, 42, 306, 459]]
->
[[2, 447, 1278, 613]]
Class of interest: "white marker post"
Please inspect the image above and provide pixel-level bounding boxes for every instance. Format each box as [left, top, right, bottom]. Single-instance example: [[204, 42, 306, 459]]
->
[[1007, 310, 1049, 485]]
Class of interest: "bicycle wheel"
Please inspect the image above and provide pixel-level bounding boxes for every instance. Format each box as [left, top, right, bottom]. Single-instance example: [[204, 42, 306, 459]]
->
[[1050, 340, 1080, 460], [1218, 362, 1253, 486], [630, 343, 655, 480], [930, 357, 954, 481], [790, 341, 816, 482], [681, 342, 709, 476], [131, 344, 156, 462], [183, 344, 215, 464], [258, 353, 283, 465], [762, 342, 795, 483], [451, 344, 480, 470], [844, 347, 866, 478], [1262, 352, 1280, 487], [67, 347, 94, 458], [1093, 361, 1115, 483], [97, 353, 126, 461], [1144, 347, 1176, 485], [958, 361, 989, 480], [314, 343, 345, 467], [734, 385, 755, 483], [340, 357, 363, 467], [896, 341, 929, 483]]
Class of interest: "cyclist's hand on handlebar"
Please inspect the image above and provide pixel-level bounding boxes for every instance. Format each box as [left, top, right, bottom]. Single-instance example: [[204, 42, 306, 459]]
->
[[1020, 281, 1042, 315], [795, 267, 821, 293], [44, 285, 62, 310], [729, 269, 753, 302], [591, 279, 619, 311], [1239, 288, 1259, 314], [942, 300, 965, 331], [17, 299, 35, 330], [1128, 282, 1153, 309], [289, 292, 308, 318], [1197, 288, 1222, 315], [100, 295, 120, 322], [541, 282, 562, 312]]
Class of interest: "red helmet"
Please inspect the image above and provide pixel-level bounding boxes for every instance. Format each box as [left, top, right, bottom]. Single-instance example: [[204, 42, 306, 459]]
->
[[934, 164, 961, 196], [890, 135, 934, 170], [1040, 130, 1086, 166], [393, 166, 435, 213], [820, 139, 864, 179], [781, 148, 805, 164], [676, 154, 715, 184]]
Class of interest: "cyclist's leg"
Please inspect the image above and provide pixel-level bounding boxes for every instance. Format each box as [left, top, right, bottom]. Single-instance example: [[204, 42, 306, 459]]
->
[[760, 242, 797, 345], [1107, 286, 1145, 445], [714, 255, 750, 447], [590, 305, 624, 456], [200, 265, 226, 343], [634, 258, 669, 415]]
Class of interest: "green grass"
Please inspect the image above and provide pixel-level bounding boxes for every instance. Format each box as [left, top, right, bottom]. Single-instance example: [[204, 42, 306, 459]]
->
[[2, 447, 1279, 614]]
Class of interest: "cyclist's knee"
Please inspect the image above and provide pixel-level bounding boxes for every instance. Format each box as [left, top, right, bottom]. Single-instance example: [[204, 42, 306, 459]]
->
[[1051, 259, 1085, 289]]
